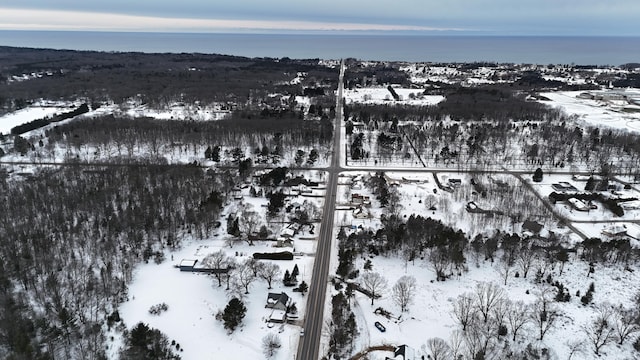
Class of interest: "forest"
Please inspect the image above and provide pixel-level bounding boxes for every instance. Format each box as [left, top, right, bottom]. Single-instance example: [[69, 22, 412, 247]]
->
[[0, 46, 338, 113], [0, 164, 233, 359]]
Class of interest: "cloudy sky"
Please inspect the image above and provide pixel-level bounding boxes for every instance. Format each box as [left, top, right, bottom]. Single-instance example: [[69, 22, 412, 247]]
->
[[0, 0, 637, 36]]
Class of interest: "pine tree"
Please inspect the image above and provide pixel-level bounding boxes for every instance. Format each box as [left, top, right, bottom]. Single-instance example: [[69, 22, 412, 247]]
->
[[291, 264, 299, 279], [533, 168, 543, 182], [298, 281, 308, 295], [222, 298, 246, 332]]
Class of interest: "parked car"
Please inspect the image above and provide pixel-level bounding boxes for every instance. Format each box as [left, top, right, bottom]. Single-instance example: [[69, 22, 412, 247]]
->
[[374, 321, 386, 332]]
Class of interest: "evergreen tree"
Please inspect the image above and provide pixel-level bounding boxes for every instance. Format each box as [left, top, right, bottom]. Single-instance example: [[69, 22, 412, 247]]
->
[[307, 149, 319, 165], [298, 281, 308, 295], [121, 322, 180, 360], [533, 168, 543, 182], [211, 145, 221, 162], [222, 298, 246, 332], [585, 176, 597, 191]]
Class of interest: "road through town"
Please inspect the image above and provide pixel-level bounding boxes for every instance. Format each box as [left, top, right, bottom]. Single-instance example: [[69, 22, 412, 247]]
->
[[297, 60, 344, 360]]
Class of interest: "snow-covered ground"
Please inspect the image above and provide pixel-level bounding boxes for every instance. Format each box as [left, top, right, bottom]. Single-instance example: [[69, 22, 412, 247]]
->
[[540, 90, 640, 133], [342, 246, 640, 360], [113, 170, 326, 359], [114, 239, 312, 360], [0, 102, 77, 135], [344, 87, 444, 106]]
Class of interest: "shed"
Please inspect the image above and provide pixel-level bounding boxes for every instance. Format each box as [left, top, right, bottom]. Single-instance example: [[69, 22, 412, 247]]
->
[[179, 259, 198, 271], [280, 228, 295, 239], [602, 225, 627, 238]]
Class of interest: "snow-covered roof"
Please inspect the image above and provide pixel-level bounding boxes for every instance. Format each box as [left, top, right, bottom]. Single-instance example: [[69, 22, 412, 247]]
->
[[179, 259, 198, 267]]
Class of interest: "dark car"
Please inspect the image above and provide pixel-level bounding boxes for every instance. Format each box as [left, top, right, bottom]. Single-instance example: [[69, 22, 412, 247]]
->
[[374, 321, 386, 332]]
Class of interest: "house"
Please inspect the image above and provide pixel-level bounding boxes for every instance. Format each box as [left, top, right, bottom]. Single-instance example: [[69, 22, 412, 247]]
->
[[465, 201, 484, 213], [353, 206, 369, 219], [602, 225, 627, 238], [386, 345, 415, 360], [280, 227, 295, 239], [552, 182, 578, 192], [179, 259, 198, 271], [266, 292, 290, 311], [448, 178, 462, 188], [568, 198, 589, 211], [268, 309, 287, 323], [522, 220, 544, 235], [351, 193, 371, 206]]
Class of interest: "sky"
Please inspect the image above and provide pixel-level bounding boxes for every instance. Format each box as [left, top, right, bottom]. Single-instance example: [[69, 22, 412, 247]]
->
[[0, 1, 638, 36]]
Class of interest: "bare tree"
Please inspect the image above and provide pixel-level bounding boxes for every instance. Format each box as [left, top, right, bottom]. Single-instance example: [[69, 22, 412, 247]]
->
[[613, 306, 640, 345], [262, 333, 282, 358], [236, 259, 256, 294], [506, 300, 530, 341], [491, 297, 509, 332], [361, 272, 388, 306], [584, 304, 616, 355], [392, 275, 417, 312], [517, 245, 537, 278], [498, 258, 511, 286], [530, 293, 558, 341], [202, 250, 227, 287], [453, 293, 477, 331], [259, 263, 281, 289], [464, 320, 496, 360], [239, 207, 262, 245], [448, 330, 465, 360], [474, 282, 504, 323], [425, 337, 451, 360], [429, 248, 450, 281], [246, 257, 264, 277], [222, 258, 237, 290], [566, 340, 586, 360]]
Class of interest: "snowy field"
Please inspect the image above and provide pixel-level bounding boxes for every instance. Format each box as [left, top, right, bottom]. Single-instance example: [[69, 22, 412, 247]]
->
[[540, 91, 640, 133], [0, 103, 76, 134], [123, 103, 231, 121], [344, 87, 444, 106]]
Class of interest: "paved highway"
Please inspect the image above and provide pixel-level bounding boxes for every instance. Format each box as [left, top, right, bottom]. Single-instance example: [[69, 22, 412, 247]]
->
[[297, 60, 344, 360]]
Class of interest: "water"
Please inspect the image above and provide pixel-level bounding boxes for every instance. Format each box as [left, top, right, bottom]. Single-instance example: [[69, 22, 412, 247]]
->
[[1, 30, 639, 65]]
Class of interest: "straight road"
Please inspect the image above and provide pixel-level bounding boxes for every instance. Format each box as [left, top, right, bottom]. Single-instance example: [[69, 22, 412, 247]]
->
[[297, 60, 344, 360]]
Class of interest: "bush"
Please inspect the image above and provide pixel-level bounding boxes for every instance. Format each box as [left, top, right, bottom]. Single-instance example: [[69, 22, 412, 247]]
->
[[149, 302, 169, 315]]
